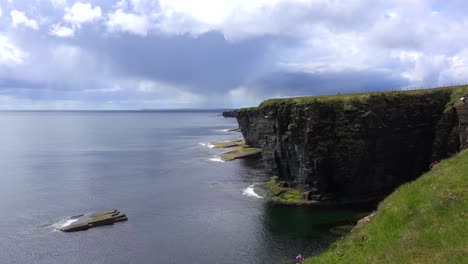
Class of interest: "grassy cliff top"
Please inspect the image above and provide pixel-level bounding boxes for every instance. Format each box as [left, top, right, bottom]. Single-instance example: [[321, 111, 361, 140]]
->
[[306, 149, 468, 264], [239, 85, 468, 111]]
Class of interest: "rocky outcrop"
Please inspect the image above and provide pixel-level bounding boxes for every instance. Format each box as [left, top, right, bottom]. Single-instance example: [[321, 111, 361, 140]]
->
[[222, 109, 238, 118], [237, 88, 468, 200]]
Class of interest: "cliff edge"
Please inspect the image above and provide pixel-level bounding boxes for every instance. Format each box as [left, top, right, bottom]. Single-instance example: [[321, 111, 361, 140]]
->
[[236, 86, 468, 200]]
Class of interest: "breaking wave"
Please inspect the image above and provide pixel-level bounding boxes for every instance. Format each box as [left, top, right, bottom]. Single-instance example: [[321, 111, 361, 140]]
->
[[242, 184, 263, 198], [199, 143, 215, 148]]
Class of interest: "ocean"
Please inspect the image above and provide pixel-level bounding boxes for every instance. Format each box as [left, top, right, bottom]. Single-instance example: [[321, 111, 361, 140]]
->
[[0, 111, 367, 263]]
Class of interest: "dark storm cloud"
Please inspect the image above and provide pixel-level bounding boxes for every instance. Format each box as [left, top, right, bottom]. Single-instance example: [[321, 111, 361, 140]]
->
[[253, 70, 409, 97], [76, 30, 274, 92]]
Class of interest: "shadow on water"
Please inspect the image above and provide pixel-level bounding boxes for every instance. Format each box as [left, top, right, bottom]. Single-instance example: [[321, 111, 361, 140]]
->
[[255, 199, 377, 263], [237, 157, 266, 173], [263, 203, 375, 236]]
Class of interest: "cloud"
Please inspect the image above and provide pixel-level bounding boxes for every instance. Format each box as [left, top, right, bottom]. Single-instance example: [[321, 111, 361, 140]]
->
[[228, 85, 265, 107], [136, 79, 204, 107], [49, 0, 67, 8], [106, 9, 150, 36], [64, 2, 102, 24], [10, 10, 39, 30], [155, 0, 386, 40], [0, 36, 28, 65], [1, 0, 468, 109], [49, 24, 75, 37]]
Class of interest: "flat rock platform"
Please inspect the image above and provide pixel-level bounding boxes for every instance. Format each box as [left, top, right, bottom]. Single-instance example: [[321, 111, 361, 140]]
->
[[60, 210, 128, 232]]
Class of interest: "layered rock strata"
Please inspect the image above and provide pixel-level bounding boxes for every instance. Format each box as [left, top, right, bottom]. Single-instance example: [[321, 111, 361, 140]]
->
[[236, 87, 468, 199]]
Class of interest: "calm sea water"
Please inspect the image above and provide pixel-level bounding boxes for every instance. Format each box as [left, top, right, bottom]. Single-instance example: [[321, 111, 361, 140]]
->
[[0, 111, 367, 264]]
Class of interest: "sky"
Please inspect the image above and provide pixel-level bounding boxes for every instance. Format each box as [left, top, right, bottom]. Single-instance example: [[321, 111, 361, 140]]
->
[[1, 0, 468, 109]]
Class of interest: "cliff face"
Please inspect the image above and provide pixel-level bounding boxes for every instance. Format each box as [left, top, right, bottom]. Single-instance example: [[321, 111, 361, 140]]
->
[[458, 103, 468, 149], [237, 88, 467, 198]]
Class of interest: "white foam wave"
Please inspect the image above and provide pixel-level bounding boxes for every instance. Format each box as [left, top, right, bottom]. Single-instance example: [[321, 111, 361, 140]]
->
[[51, 218, 79, 230], [242, 184, 263, 198], [199, 143, 215, 148], [209, 157, 225, 162], [212, 129, 230, 132]]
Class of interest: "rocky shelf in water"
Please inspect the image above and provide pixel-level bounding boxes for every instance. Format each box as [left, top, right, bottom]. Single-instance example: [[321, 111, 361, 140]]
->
[[210, 139, 245, 148], [258, 177, 384, 206], [220, 147, 262, 161], [60, 209, 128, 232]]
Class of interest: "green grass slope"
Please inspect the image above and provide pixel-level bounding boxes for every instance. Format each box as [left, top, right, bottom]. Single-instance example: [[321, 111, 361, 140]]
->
[[306, 149, 468, 264]]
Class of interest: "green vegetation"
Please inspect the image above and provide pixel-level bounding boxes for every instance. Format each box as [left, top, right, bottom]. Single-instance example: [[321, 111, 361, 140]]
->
[[264, 176, 283, 193], [220, 147, 261, 161], [237, 106, 257, 113], [261, 176, 314, 204], [210, 139, 245, 148], [252, 85, 468, 110], [306, 149, 468, 264], [279, 189, 304, 203]]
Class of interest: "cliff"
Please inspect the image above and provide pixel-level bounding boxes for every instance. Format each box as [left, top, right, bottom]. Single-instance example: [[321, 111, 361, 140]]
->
[[236, 86, 468, 199]]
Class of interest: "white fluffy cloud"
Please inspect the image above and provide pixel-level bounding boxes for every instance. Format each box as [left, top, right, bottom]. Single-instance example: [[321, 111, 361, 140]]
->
[[0, 36, 27, 65], [64, 2, 102, 24], [106, 9, 150, 36], [10, 10, 39, 30], [159, 0, 306, 26], [155, 0, 385, 40]]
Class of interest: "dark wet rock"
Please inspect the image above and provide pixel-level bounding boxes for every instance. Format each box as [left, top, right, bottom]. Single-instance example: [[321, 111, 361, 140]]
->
[[310, 194, 323, 201], [305, 190, 320, 200], [330, 225, 354, 236], [60, 210, 128, 232]]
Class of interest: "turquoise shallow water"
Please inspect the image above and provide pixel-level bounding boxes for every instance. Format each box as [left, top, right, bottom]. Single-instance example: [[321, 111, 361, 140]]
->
[[0, 111, 369, 264]]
